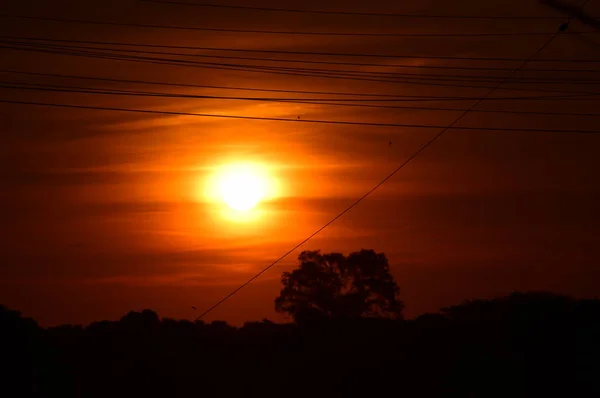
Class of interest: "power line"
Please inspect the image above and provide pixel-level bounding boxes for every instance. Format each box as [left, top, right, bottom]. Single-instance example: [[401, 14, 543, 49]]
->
[[3, 69, 599, 97], [542, 0, 600, 29], [7, 40, 600, 84], [5, 69, 600, 109], [4, 80, 599, 103], [190, 14, 589, 320], [5, 35, 600, 72], [4, 81, 599, 117], [0, 69, 475, 99], [0, 82, 514, 102], [2, 99, 599, 134], [7, 44, 600, 96], [1, 13, 590, 37], [0, 45, 545, 91], [3, 35, 599, 63], [0, 70, 442, 98], [141, 0, 566, 20], [4, 79, 600, 102]]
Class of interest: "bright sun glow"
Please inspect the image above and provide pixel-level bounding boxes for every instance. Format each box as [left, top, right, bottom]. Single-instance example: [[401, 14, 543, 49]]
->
[[204, 162, 278, 215], [218, 167, 267, 211]]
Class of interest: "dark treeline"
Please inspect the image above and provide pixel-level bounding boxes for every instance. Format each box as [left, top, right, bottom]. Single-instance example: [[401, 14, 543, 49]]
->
[[3, 291, 600, 398]]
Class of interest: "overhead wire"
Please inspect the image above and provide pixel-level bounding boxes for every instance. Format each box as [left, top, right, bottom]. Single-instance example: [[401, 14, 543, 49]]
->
[[0, 13, 594, 37], [1, 99, 599, 134], [0, 70, 506, 98], [4, 35, 600, 73], [4, 79, 599, 103], [1, 69, 498, 99], [0, 45, 545, 91], [6, 44, 600, 96], [3, 69, 600, 99], [140, 0, 568, 20], [5, 39, 600, 85], [3, 81, 599, 117], [3, 35, 599, 63]]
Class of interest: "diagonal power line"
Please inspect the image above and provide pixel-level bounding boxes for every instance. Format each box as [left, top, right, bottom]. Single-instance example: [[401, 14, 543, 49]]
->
[[541, 0, 600, 29], [191, 16, 587, 321]]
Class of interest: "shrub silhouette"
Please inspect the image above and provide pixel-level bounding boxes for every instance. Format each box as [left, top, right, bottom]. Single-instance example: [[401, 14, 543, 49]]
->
[[275, 249, 404, 322]]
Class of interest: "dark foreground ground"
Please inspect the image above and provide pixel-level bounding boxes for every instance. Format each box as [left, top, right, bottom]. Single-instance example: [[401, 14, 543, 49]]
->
[[2, 292, 600, 397]]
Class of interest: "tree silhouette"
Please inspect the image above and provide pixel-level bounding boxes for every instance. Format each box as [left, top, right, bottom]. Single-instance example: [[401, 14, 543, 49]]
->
[[3, 289, 600, 397], [275, 249, 403, 321]]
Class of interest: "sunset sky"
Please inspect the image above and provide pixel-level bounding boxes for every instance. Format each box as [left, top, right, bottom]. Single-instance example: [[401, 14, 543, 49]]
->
[[1, 0, 599, 326]]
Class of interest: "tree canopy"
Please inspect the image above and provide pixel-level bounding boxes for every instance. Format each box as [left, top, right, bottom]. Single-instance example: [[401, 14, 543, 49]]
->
[[275, 249, 404, 321]]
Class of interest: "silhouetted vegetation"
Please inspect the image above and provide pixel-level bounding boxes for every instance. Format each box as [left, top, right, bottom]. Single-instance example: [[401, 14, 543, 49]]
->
[[2, 253, 600, 397], [275, 250, 403, 322]]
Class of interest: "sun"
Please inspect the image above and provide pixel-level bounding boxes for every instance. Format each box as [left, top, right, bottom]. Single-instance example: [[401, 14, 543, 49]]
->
[[204, 162, 277, 213], [202, 161, 280, 219], [218, 167, 267, 211]]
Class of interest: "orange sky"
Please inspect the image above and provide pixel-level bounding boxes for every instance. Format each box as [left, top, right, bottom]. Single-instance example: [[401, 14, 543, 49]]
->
[[1, 0, 600, 326]]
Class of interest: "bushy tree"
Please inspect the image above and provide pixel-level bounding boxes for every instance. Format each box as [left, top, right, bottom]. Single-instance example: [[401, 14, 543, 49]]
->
[[275, 249, 403, 321]]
